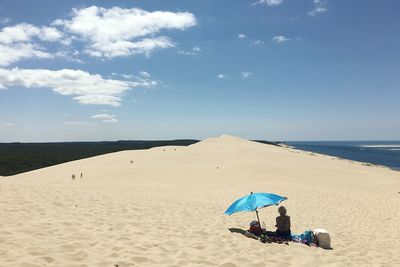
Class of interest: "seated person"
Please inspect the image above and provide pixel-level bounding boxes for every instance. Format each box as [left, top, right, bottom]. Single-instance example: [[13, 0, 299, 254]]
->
[[275, 206, 291, 238], [249, 220, 263, 236], [244, 220, 264, 239]]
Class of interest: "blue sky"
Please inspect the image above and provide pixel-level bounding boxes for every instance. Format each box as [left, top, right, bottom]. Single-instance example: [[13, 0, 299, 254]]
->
[[0, 0, 399, 142]]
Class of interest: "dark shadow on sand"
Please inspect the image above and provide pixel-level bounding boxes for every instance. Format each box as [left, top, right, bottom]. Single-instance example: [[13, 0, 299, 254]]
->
[[228, 228, 247, 236]]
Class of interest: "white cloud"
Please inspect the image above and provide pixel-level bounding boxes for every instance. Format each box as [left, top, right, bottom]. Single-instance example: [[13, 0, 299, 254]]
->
[[121, 74, 135, 79], [252, 0, 283, 6], [55, 50, 84, 63], [217, 74, 226, 79], [0, 23, 65, 66], [251, 40, 265, 46], [272, 35, 291, 43], [0, 43, 53, 66], [39, 26, 64, 42], [308, 0, 328, 16], [111, 72, 157, 87], [241, 72, 253, 79], [238, 33, 247, 39], [178, 50, 195, 56], [139, 71, 151, 78], [0, 68, 156, 106], [91, 113, 118, 123], [178, 46, 201, 56], [192, 46, 201, 52], [0, 23, 63, 44], [54, 6, 196, 59], [0, 7, 196, 65], [91, 114, 114, 120], [64, 121, 97, 126]]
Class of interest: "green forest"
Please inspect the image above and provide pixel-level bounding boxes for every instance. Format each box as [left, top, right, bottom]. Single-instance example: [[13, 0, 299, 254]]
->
[[0, 140, 198, 176]]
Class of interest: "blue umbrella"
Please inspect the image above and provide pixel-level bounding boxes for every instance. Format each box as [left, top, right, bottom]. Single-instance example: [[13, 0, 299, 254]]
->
[[225, 192, 287, 226]]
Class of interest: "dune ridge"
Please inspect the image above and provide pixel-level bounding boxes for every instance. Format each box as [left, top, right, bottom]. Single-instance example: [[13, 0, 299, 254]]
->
[[1, 135, 399, 266]]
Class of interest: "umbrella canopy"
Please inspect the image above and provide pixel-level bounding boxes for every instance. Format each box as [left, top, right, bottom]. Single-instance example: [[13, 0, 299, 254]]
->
[[225, 192, 287, 216]]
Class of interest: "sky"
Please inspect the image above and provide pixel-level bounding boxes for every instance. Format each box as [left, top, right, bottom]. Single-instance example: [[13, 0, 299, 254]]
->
[[0, 0, 399, 142]]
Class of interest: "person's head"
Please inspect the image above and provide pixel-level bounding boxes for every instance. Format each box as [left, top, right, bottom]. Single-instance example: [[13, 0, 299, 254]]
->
[[250, 220, 260, 228], [278, 206, 287, 216]]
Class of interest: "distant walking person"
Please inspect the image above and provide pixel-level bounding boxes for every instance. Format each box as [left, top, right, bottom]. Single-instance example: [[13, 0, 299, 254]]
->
[[72, 174, 75, 180], [80, 173, 83, 179]]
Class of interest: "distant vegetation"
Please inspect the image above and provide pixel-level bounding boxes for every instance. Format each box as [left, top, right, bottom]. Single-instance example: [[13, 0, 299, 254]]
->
[[0, 139, 281, 176], [0, 140, 198, 176]]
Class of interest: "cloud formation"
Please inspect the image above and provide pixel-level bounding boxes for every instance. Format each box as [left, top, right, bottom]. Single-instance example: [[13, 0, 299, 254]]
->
[[272, 35, 290, 43], [54, 6, 196, 58], [0, 23, 63, 44], [252, 0, 283, 6], [0, 6, 197, 65], [91, 113, 118, 123], [217, 74, 226, 79], [251, 40, 264, 46], [0, 23, 64, 66], [178, 46, 201, 56], [64, 121, 97, 126], [308, 0, 328, 16], [0, 43, 52, 66], [238, 33, 247, 39], [241, 72, 253, 79], [0, 68, 155, 106]]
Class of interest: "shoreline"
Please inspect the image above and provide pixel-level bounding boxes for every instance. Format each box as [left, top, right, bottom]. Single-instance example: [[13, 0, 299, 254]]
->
[[287, 142, 400, 172]]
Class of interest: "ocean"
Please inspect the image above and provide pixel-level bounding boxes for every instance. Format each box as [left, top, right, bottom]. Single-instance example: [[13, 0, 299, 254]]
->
[[286, 141, 400, 171]]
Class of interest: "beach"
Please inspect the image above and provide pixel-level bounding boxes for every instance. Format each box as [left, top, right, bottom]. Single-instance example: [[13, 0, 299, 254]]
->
[[1, 135, 399, 266]]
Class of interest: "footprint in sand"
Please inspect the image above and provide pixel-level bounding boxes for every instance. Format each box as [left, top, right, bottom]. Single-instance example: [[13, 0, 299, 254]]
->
[[131, 256, 149, 263], [41, 256, 55, 264]]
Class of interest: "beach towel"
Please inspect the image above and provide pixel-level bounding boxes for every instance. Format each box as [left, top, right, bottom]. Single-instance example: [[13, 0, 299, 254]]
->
[[291, 230, 314, 245]]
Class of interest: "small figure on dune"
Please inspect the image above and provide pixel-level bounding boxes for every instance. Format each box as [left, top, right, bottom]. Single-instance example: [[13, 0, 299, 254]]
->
[[217, 166, 219, 170], [71, 174, 75, 180], [130, 160, 133, 164], [80, 173, 83, 179], [275, 206, 291, 238]]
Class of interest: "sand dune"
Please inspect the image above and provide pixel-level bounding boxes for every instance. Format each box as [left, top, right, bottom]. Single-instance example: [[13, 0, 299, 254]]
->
[[1, 135, 399, 266]]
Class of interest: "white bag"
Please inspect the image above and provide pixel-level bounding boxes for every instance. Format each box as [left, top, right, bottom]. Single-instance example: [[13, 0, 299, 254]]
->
[[312, 228, 331, 249]]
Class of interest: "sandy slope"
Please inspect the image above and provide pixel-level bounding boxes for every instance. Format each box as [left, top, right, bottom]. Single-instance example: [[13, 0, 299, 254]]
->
[[1, 135, 399, 266]]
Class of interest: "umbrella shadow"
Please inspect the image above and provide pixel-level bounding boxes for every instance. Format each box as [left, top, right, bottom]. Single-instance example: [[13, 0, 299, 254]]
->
[[228, 228, 247, 236], [228, 228, 258, 240], [228, 228, 290, 244]]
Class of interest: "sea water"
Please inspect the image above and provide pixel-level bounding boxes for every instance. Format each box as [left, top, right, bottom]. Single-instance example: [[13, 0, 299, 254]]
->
[[286, 141, 400, 171]]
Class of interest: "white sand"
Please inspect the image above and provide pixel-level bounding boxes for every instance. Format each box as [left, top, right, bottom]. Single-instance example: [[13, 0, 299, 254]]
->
[[1, 135, 399, 266]]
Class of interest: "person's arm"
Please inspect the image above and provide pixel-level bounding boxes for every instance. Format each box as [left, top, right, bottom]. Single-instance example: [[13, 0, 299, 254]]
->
[[287, 216, 291, 230], [245, 230, 259, 239]]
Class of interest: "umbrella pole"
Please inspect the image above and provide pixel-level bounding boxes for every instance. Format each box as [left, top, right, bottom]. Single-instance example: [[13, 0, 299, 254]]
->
[[255, 210, 261, 227]]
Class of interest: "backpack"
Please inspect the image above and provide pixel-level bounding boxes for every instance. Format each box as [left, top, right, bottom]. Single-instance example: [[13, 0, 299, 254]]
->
[[312, 228, 331, 249]]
